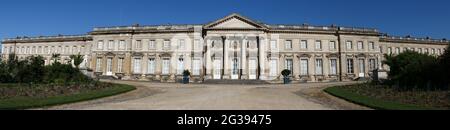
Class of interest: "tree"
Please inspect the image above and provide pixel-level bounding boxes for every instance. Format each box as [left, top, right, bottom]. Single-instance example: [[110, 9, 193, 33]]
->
[[70, 53, 84, 69], [51, 53, 61, 64], [383, 50, 439, 90]]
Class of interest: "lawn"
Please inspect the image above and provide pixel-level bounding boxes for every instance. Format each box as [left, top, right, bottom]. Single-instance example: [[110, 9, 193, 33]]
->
[[0, 83, 136, 110], [324, 84, 450, 110]]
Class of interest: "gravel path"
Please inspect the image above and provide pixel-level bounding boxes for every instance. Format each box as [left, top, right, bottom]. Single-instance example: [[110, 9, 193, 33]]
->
[[39, 80, 369, 110]]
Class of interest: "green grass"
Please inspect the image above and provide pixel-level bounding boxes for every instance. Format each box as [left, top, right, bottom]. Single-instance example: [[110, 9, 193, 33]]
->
[[324, 86, 435, 110], [0, 84, 136, 110]]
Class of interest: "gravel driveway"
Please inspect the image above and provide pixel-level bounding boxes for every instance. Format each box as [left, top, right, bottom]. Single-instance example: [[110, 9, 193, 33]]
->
[[40, 80, 369, 110]]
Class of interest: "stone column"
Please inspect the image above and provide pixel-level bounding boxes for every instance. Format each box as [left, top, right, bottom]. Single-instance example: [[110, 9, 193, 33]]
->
[[205, 39, 212, 79], [241, 37, 247, 79], [223, 37, 230, 79], [259, 37, 266, 80]]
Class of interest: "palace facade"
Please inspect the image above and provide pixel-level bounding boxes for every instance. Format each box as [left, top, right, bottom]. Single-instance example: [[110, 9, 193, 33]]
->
[[1, 13, 449, 82]]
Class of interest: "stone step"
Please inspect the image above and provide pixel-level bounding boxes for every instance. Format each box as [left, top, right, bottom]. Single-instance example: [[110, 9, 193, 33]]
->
[[203, 79, 269, 84]]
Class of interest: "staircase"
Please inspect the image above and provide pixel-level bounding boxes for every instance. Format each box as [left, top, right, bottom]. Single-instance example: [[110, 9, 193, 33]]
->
[[203, 79, 269, 84]]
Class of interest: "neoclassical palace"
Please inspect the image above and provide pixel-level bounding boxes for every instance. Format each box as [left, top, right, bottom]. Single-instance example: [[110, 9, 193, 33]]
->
[[1, 13, 449, 82]]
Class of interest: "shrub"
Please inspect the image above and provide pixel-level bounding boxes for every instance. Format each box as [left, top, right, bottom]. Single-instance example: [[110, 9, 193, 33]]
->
[[383, 49, 448, 91], [281, 69, 291, 77]]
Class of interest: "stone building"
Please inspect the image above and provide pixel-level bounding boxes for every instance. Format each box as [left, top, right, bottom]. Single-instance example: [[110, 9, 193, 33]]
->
[[1, 13, 449, 82]]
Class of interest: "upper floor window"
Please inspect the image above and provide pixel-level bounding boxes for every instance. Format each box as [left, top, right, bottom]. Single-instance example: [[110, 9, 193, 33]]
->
[[329, 41, 336, 50], [108, 40, 114, 50], [149, 40, 156, 49], [300, 40, 307, 49], [98, 41, 104, 50], [357, 41, 364, 50], [135, 40, 142, 50], [369, 42, 375, 50], [285, 40, 292, 50], [119, 40, 126, 50], [315, 40, 322, 50], [163, 40, 170, 49], [346, 41, 353, 50], [270, 40, 277, 50], [194, 39, 201, 50], [178, 39, 185, 50]]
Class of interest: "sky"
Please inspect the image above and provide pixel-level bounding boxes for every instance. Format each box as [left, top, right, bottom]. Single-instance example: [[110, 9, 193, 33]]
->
[[0, 0, 449, 48]]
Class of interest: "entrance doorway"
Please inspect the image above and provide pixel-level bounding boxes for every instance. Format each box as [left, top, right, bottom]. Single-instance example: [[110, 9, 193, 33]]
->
[[214, 59, 222, 79], [231, 58, 239, 79], [106, 57, 113, 75], [249, 59, 257, 79]]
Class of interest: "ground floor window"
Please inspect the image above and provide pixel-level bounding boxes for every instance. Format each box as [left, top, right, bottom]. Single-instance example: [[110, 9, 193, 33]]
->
[[270, 59, 277, 76], [177, 58, 184, 75], [369, 59, 376, 71], [315, 59, 323, 75], [162, 58, 170, 75], [148, 58, 155, 74], [300, 59, 308, 75], [133, 58, 141, 74], [118, 58, 124, 73], [347, 59, 354, 74], [285, 59, 293, 76], [359, 59, 365, 75], [330, 59, 337, 75], [96, 58, 102, 72], [192, 59, 200, 75]]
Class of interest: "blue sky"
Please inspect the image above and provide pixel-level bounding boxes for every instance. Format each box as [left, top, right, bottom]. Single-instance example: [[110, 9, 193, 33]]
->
[[1, 0, 449, 47]]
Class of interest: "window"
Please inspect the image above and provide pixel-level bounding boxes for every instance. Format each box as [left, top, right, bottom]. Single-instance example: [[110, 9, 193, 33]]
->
[[315, 40, 322, 50], [38, 46, 42, 54], [369, 42, 375, 50], [285, 40, 292, 50], [346, 41, 352, 50], [418, 48, 423, 53], [177, 58, 184, 75], [359, 59, 365, 74], [133, 58, 141, 73], [329, 41, 336, 50], [300, 40, 307, 49], [300, 59, 308, 75], [438, 49, 442, 55], [194, 39, 201, 50], [285, 59, 293, 75], [118, 58, 124, 73], [164, 40, 170, 49], [347, 59, 354, 74], [135, 40, 142, 50], [315, 59, 323, 75], [108, 40, 114, 50], [119, 40, 126, 50], [96, 58, 102, 72], [98, 41, 104, 50], [72, 46, 77, 54], [270, 59, 278, 76], [395, 47, 400, 54], [270, 40, 277, 50], [388, 47, 392, 54], [149, 40, 156, 49], [162, 58, 170, 75], [424, 48, 429, 54], [329, 59, 338, 75], [178, 39, 185, 50], [357, 41, 364, 50], [193, 59, 200, 75], [369, 59, 376, 71], [147, 58, 155, 74]]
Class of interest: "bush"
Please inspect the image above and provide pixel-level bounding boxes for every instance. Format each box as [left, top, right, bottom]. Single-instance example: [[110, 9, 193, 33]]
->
[[383, 49, 449, 91], [0, 53, 92, 84], [281, 69, 291, 77]]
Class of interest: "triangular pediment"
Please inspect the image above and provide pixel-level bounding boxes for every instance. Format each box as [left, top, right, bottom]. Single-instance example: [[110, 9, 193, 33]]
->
[[205, 13, 268, 29]]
